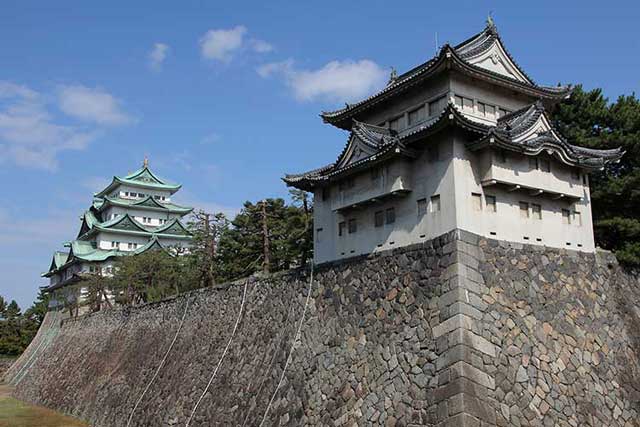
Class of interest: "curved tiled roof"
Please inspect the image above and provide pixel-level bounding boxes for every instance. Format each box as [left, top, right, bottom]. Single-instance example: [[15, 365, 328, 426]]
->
[[94, 165, 182, 198], [285, 101, 624, 191], [321, 23, 571, 129]]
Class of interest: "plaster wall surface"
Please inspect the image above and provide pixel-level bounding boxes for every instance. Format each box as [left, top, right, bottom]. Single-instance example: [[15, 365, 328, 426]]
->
[[7, 231, 640, 426]]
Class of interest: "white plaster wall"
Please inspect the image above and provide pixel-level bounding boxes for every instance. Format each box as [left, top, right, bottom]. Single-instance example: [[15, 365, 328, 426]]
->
[[452, 135, 595, 251], [102, 206, 182, 225], [313, 134, 458, 264], [111, 185, 173, 202]]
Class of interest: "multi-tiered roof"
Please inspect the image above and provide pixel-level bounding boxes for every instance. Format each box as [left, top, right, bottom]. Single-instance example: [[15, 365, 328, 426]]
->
[[285, 21, 623, 191], [43, 162, 193, 291]]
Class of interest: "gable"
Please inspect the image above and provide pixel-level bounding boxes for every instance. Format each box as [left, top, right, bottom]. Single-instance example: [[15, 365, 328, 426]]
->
[[130, 168, 163, 185], [134, 196, 167, 209], [464, 40, 531, 84], [106, 215, 148, 233], [512, 114, 561, 144], [157, 220, 191, 236], [335, 135, 380, 169]]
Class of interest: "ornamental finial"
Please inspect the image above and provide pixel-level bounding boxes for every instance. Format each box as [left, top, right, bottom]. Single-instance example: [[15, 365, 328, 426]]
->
[[388, 67, 398, 85], [486, 12, 496, 31], [143, 156, 149, 168]]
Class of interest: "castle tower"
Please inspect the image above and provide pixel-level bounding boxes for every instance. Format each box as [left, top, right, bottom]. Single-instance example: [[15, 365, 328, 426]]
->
[[284, 21, 623, 264], [42, 160, 193, 307]]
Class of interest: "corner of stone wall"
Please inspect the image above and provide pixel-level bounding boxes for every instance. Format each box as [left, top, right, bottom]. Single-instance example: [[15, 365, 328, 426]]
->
[[430, 229, 498, 427]]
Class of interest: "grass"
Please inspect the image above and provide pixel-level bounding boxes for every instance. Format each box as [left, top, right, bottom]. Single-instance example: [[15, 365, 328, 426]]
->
[[0, 385, 87, 427]]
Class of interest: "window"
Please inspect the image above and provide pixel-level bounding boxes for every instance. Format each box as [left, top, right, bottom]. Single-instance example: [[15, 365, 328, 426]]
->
[[571, 169, 580, 180], [417, 198, 428, 216], [316, 228, 323, 243], [532, 204, 542, 220], [485, 104, 496, 119], [428, 96, 446, 117], [582, 174, 587, 186], [389, 116, 403, 131], [374, 211, 384, 228], [540, 158, 551, 173], [111, 213, 119, 220], [338, 222, 346, 236], [573, 211, 582, 226], [348, 219, 357, 234], [485, 195, 497, 213], [497, 108, 510, 118], [472, 193, 482, 211], [127, 243, 137, 250], [111, 241, 119, 249], [386, 207, 396, 224], [454, 94, 474, 113], [159, 219, 167, 225], [370, 167, 381, 182], [562, 209, 571, 224], [408, 105, 426, 125], [430, 195, 441, 212], [529, 157, 539, 170], [477, 101, 486, 116], [154, 195, 161, 200], [142, 217, 152, 224], [520, 202, 530, 218]]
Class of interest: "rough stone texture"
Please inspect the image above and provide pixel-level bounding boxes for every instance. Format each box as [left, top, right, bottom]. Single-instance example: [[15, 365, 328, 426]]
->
[[5, 230, 640, 426]]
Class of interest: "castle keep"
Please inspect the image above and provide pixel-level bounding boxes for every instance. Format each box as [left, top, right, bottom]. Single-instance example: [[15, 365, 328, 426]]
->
[[285, 21, 623, 264], [42, 160, 193, 307]]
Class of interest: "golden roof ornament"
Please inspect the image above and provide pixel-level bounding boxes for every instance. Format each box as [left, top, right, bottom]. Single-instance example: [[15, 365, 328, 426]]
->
[[143, 157, 149, 168], [388, 67, 398, 85]]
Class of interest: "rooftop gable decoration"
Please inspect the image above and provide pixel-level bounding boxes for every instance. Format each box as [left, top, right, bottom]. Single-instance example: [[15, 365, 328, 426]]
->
[[94, 160, 182, 198], [320, 21, 571, 130], [285, 101, 623, 191]]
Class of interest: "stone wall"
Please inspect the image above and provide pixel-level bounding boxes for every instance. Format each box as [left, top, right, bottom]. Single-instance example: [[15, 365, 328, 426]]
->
[[5, 230, 640, 426]]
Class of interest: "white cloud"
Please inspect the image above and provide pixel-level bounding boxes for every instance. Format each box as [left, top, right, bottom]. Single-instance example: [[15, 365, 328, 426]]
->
[[250, 39, 274, 53], [200, 26, 248, 62], [257, 59, 387, 103], [149, 43, 170, 71], [57, 85, 132, 126], [0, 83, 98, 170], [199, 26, 273, 62]]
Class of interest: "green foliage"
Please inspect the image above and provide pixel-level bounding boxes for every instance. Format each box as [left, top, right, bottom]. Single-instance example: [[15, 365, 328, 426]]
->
[[0, 294, 47, 356], [216, 195, 312, 280], [110, 250, 194, 305], [551, 85, 640, 265]]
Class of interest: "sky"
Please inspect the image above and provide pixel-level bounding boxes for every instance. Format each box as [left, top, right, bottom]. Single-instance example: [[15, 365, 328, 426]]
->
[[1, 1, 639, 308]]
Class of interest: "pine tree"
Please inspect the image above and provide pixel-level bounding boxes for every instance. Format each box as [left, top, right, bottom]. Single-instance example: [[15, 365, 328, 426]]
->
[[551, 85, 640, 265]]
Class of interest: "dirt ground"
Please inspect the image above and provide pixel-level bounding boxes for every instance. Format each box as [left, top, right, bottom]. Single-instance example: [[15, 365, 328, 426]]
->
[[0, 385, 88, 427]]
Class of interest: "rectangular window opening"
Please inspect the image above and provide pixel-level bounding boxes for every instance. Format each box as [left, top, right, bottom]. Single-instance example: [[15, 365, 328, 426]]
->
[[519, 202, 530, 219], [385, 207, 396, 225], [472, 193, 482, 211], [348, 218, 357, 234], [485, 195, 497, 213], [430, 195, 441, 213], [562, 209, 571, 225], [374, 211, 384, 228], [532, 204, 542, 220], [417, 198, 428, 216], [338, 221, 346, 237]]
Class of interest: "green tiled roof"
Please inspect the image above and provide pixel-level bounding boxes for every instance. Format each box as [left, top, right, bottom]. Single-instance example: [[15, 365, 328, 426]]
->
[[76, 211, 192, 241], [95, 195, 193, 214], [94, 165, 182, 198]]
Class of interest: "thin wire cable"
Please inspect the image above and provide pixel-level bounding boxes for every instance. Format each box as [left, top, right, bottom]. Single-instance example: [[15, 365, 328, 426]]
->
[[259, 266, 314, 427], [240, 302, 296, 427], [185, 281, 248, 427], [126, 297, 192, 427]]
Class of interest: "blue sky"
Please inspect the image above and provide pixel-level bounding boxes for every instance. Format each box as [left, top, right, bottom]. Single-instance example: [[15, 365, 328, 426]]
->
[[1, 1, 639, 308]]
